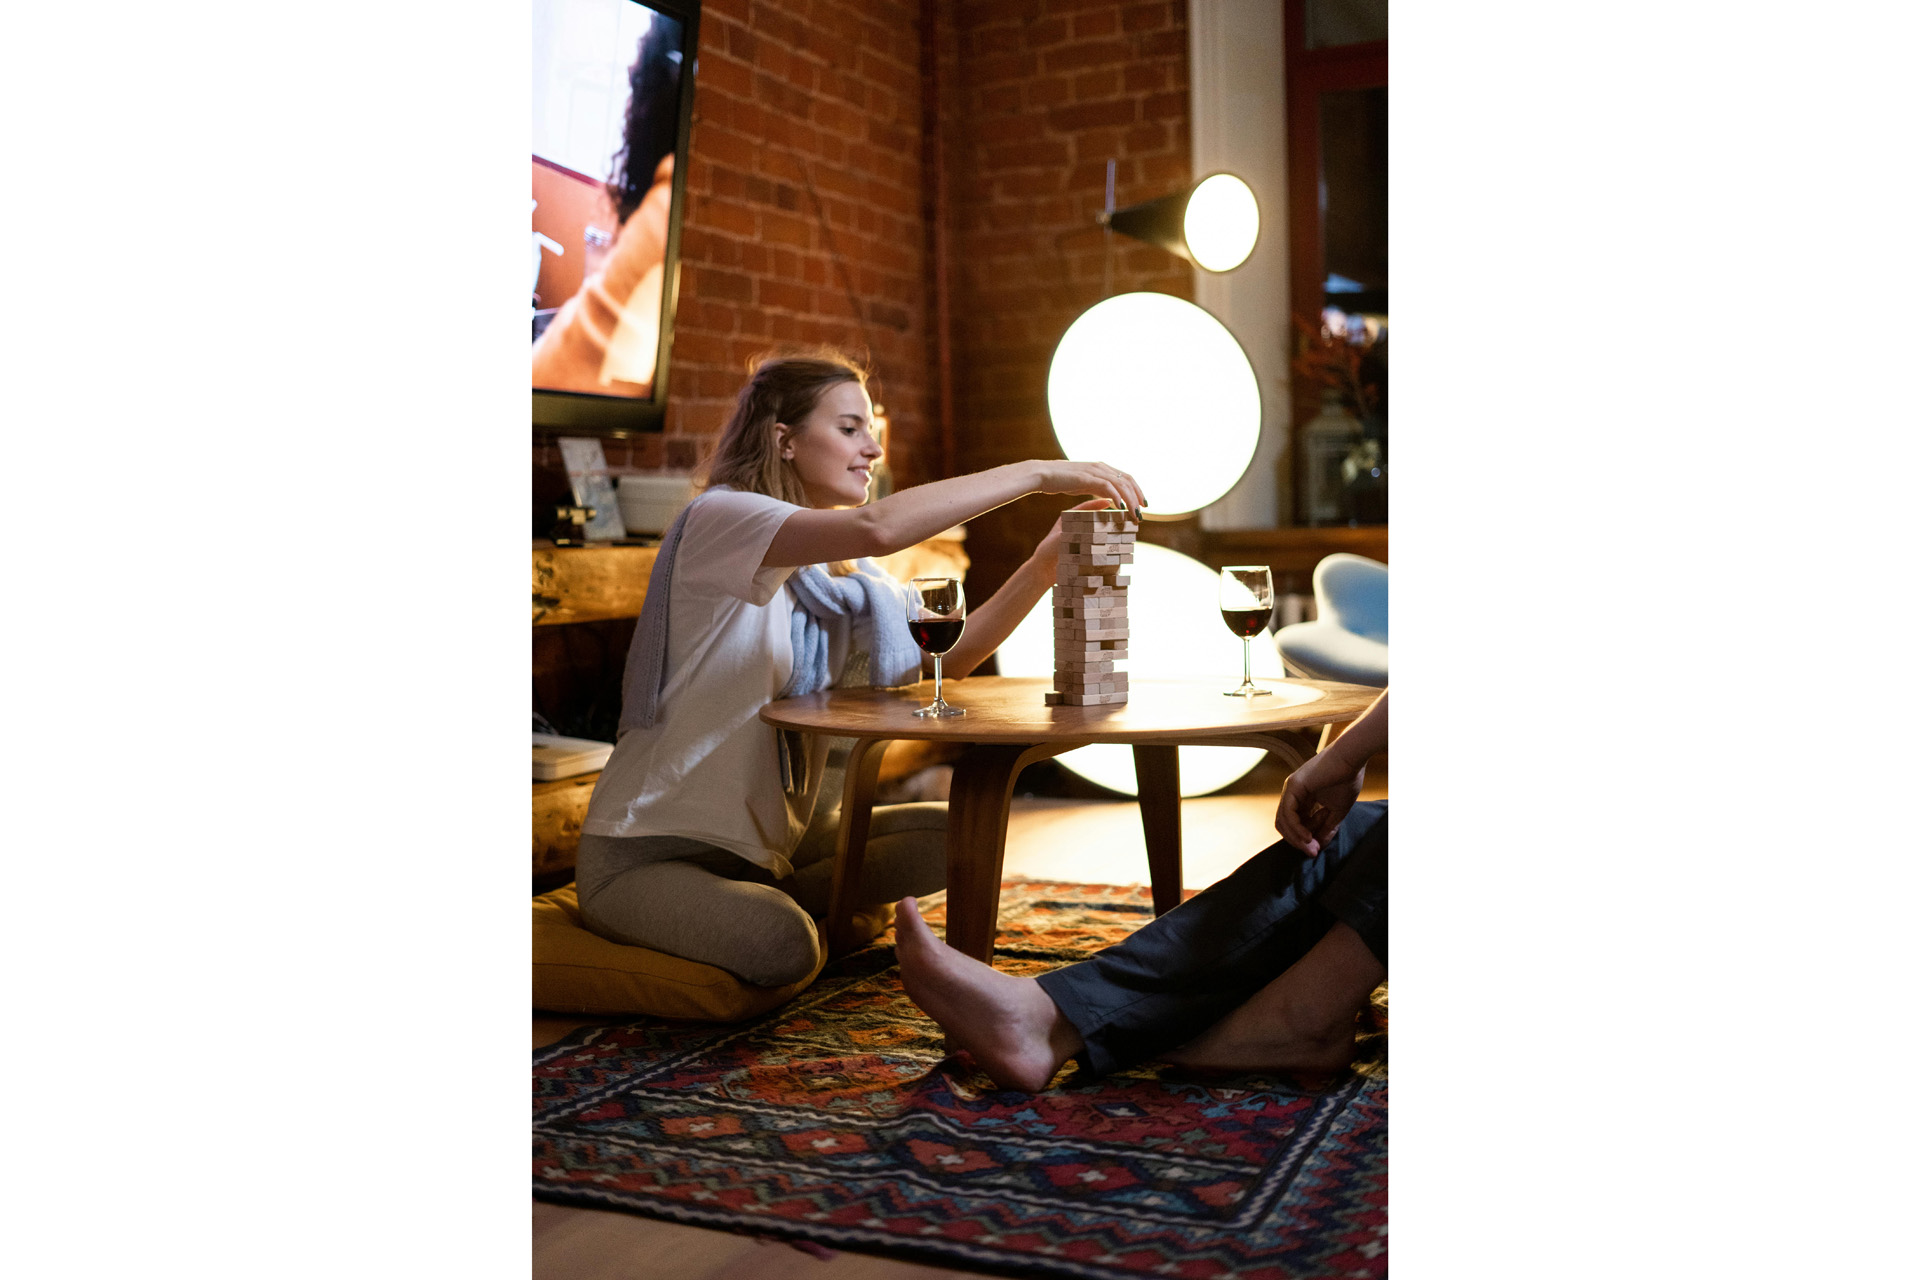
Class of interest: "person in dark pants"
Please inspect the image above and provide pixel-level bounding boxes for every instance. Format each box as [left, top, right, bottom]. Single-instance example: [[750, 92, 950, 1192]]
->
[[894, 689, 1388, 1092]]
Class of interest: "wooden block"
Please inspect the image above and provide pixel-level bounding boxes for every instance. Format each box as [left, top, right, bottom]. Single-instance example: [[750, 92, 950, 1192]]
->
[[1055, 627, 1129, 641], [1055, 668, 1129, 686], [1055, 690, 1129, 706], [1043, 691, 1063, 706], [1054, 675, 1128, 694], [1054, 658, 1117, 673], [1060, 510, 1139, 533]]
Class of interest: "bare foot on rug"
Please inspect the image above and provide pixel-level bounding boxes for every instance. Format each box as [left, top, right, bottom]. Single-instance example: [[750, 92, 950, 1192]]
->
[[1161, 922, 1384, 1075], [893, 897, 1086, 1093]]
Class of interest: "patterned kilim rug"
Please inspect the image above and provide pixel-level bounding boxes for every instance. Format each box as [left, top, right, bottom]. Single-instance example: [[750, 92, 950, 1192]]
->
[[533, 882, 1387, 1280]]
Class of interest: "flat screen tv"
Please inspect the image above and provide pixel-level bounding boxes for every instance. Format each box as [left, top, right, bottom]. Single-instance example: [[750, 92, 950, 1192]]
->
[[532, 0, 700, 435]]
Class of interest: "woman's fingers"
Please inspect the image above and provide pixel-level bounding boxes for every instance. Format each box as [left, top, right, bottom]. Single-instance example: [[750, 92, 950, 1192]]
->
[[1051, 461, 1147, 515]]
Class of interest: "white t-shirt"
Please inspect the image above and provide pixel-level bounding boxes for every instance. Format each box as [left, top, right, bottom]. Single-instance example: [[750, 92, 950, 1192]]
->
[[581, 487, 851, 877]]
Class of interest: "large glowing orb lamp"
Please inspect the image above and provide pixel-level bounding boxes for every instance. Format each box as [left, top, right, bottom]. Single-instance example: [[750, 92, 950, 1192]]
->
[[1101, 173, 1260, 273], [1046, 292, 1262, 517], [997, 542, 1287, 797]]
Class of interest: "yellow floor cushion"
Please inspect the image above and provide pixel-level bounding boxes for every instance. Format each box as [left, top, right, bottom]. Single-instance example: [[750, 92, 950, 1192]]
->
[[533, 883, 826, 1020]]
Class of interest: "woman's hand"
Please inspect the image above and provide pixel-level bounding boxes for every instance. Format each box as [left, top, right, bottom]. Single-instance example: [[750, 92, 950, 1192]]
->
[[1274, 749, 1366, 857], [1030, 460, 1148, 519]]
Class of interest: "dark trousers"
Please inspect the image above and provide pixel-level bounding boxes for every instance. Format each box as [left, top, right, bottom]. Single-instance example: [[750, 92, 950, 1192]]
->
[[1035, 801, 1387, 1076]]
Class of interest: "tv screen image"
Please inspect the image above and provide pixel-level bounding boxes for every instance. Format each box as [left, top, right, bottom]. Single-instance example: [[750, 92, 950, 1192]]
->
[[532, 0, 697, 431]]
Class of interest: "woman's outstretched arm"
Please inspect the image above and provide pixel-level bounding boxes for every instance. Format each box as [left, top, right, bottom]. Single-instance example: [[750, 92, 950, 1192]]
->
[[762, 460, 1146, 569]]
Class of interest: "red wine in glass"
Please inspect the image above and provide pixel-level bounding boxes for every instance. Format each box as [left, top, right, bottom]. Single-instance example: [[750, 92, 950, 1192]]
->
[[1219, 566, 1275, 697], [1219, 605, 1272, 638], [908, 617, 965, 654], [909, 576, 967, 717]]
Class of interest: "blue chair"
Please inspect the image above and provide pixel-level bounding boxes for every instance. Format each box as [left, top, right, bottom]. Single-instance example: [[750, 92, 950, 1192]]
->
[[1275, 553, 1387, 688]]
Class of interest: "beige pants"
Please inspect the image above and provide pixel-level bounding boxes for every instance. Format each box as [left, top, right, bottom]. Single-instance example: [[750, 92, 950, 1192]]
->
[[575, 795, 947, 987]]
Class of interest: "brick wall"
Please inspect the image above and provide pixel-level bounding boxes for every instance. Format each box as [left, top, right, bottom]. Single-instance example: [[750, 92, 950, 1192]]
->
[[946, 0, 1193, 595], [535, 0, 1195, 594]]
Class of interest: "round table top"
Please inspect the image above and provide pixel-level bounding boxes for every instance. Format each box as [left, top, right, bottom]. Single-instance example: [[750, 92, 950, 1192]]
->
[[760, 676, 1380, 745]]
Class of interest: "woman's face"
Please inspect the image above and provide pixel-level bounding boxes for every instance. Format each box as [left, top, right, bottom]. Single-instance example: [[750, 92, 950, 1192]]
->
[[778, 380, 883, 507]]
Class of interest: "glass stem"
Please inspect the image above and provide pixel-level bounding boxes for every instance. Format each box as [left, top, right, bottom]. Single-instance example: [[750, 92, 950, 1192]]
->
[[933, 653, 944, 705], [1242, 638, 1252, 689]]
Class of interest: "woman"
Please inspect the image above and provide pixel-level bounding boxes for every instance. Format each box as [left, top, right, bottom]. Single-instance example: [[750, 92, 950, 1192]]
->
[[575, 348, 1148, 986]]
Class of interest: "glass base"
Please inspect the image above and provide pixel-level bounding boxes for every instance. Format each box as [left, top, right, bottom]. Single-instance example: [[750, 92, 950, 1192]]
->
[[913, 700, 967, 718], [1223, 682, 1273, 698]]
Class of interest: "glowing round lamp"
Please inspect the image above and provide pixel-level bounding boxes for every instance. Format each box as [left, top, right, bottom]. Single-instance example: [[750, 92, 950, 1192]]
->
[[1047, 292, 1261, 517], [1103, 172, 1260, 273], [996, 542, 1286, 797], [1182, 174, 1261, 271]]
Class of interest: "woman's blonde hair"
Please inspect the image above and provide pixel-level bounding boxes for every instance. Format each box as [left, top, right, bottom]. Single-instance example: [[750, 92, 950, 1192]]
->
[[698, 346, 872, 574]]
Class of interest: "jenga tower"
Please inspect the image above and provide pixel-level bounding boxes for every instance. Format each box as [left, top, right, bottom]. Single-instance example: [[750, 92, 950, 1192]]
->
[[1044, 508, 1139, 706]]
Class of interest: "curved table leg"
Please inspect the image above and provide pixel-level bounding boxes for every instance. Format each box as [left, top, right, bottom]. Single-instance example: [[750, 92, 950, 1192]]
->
[[825, 737, 892, 957], [943, 742, 1062, 964], [1132, 744, 1183, 917]]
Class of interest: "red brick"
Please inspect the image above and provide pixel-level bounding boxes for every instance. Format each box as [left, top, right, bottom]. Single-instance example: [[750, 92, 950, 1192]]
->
[[1025, 17, 1069, 47], [1124, 122, 1169, 153], [755, 73, 816, 117], [761, 210, 814, 247], [1074, 67, 1121, 100], [984, 138, 1074, 169], [1123, 61, 1169, 93], [1069, 126, 1128, 160], [1122, 2, 1171, 34], [1047, 98, 1137, 131], [974, 112, 1045, 144], [979, 83, 1024, 112], [1142, 89, 1188, 122], [759, 280, 814, 312], [997, 169, 1065, 199], [971, 51, 1039, 83], [1072, 10, 1119, 38], [700, 50, 754, 99], [691, 267, 754, 304], [1025, 77, 1072, 108], [1141, 152, 1190, 185], [868, 116, 915, 154], [1041, 39, 1131, 74], [699, 198, 757, 239], [1140, 29, 1185, 57], [958, 0, 1049, 23], [699, 125, 756, 171], [966, 23, 1023, 56]]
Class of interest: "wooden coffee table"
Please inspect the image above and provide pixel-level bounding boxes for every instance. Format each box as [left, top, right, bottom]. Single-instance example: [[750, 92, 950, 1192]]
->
[[761, 675, 1381, 963]]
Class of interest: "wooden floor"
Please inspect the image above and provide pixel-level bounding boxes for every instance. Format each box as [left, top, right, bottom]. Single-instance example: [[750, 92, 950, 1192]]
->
[[533, 753, 1386, 1279]]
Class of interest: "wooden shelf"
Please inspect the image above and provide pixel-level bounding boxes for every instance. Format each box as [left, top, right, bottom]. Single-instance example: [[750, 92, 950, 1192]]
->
[[532, 542, 659, 625]]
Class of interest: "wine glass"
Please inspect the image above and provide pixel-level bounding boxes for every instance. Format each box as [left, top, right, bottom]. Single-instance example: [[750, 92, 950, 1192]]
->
[[1219, 566, 1274, 698], [909, 576, 967, 718]]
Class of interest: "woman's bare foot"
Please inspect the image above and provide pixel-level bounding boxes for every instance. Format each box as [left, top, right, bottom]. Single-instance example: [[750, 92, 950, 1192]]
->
[[892, 897, 1085, 1092]]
